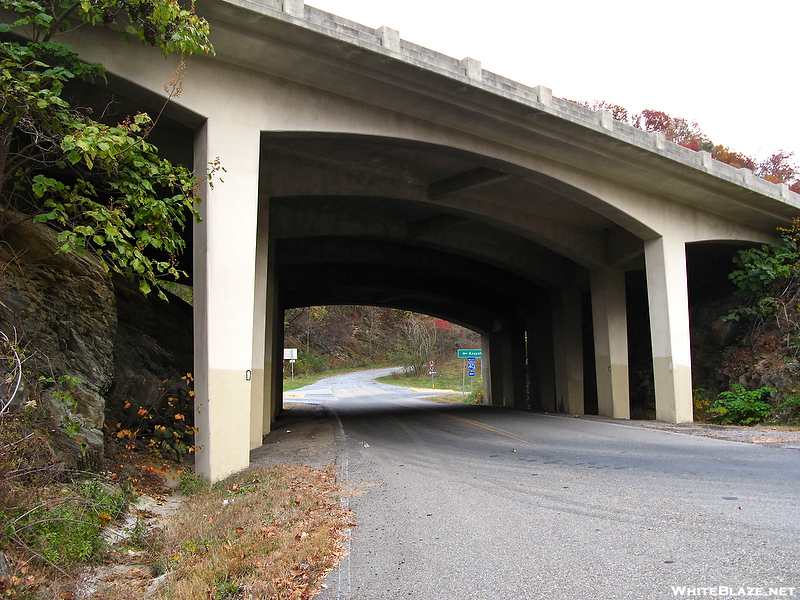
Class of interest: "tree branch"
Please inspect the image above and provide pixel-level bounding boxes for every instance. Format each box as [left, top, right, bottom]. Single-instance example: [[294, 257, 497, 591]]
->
[[41, 2, 80, 43]]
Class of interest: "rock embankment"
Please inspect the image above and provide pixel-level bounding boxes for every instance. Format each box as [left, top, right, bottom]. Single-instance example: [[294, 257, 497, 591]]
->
[[0, 208, 192, 468]]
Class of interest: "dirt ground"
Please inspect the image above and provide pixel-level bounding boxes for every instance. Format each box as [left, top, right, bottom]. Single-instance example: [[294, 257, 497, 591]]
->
[[250, 402, 341, 468], [558, 413, 800, 449]]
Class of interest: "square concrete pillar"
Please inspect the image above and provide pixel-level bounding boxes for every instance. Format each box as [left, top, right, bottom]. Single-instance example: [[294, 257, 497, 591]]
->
[[590, 268, 630, 419], [501, 317, 527, 410], [460, 57, 482, 81], [644, 236, 693, 423], [488, 324, 505, 407], [480, 335, 492, 405], [193, 119, 261, 483], [265, 248, 283, 428], [250, 196, 270, 450], [527, 296, 556, 413], [552, 287, 583, 414]]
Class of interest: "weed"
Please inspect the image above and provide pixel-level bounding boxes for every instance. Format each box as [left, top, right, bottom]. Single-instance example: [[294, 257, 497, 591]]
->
[[128, 514, 150, 549], [466, 387, 484, 404], [779, 395, 800, 423], [693, 388, 714, 421], [0, 413, 129, 590], [709, 384, 775, 425], [110, 373, 197, 462], [214, 578, 241, 599], [178, 469, 207, 496], [2, 476, 127, 566]]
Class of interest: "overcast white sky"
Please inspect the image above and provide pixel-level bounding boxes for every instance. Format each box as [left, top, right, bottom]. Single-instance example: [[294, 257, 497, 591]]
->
[[309, 0, 798, 162]]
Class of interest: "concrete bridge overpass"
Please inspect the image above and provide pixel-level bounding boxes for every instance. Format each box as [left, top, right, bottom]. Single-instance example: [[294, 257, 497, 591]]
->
[[51, 0, 800, 481]]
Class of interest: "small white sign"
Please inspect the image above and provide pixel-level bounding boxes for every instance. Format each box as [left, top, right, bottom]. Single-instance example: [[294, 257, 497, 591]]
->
[[283, 348, 298, 360]]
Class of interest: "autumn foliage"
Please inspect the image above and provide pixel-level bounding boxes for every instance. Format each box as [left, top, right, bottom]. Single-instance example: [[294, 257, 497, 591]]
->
[[572, 100, 800, 193]]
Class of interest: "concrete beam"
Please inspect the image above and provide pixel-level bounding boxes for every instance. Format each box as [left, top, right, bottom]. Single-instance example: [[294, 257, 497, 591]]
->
[[428, 167, 511, 201], [406, 214, 467, 238], [608, 226, 644, 267]]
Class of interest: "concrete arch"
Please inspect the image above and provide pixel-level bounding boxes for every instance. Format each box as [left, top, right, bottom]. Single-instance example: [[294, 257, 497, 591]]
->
[[261, 132, 650, 272]]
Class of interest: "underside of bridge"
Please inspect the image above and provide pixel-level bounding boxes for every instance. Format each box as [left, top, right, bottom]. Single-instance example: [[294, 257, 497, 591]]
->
[[124, 109, 747, 425], [256, 131, 747, 422]]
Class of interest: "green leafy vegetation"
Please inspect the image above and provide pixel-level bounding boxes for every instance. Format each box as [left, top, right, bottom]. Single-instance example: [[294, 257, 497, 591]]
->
[[709, 384, 775, 425], [1, 0, 215, 298], [177, 467, 208, 497], [692, 217, 800, 424], [779, 395, 800, 424], [0, 414, 127, 573], [724, 218, 800, 333], [110, 373, 198, 462]]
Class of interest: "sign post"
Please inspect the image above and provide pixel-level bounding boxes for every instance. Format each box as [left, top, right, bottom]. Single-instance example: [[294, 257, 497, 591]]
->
[[462, 358, 466, 398], [284, 348, 298, 382], [467, 358, 476, 393], [429, 360, 435, 388], [457, 350, 482, 397]]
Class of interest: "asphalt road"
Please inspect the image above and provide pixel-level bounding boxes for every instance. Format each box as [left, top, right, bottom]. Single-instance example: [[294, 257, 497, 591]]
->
[[280, 369, 800, 600]]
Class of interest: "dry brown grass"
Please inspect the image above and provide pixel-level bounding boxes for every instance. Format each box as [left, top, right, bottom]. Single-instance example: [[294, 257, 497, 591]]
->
[[149, 464, 352, 600]]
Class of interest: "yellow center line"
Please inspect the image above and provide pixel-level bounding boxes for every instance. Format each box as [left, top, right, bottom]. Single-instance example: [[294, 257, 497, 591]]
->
[[442, 414, 533, 444]]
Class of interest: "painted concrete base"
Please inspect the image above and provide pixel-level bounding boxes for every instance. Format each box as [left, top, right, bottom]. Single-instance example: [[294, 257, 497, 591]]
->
[[653, 358, 693, 423], [595, 356, 631, 419], [195, 369, 252, 482], [249, 367, 265, 450]]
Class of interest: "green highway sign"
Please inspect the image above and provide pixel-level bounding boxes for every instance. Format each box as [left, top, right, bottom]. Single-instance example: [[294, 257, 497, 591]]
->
[[457, 349, 482, 359]]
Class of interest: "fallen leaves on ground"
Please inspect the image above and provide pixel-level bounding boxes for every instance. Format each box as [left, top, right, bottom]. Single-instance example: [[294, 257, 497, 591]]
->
[[144, 464, 351, 600]]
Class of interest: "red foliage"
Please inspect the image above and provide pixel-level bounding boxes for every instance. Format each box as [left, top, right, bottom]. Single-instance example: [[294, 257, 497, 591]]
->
[[638, 109, 671, 133], [434, 318, 451, 330], [679, 138, 700, 151]]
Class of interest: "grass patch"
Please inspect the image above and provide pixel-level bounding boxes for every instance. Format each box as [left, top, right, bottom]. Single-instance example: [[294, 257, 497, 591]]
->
[[0, 414, 131, 597], [377, 360, 483, 400], [282, 372, 331, 392], [145, 464, 351, 600]]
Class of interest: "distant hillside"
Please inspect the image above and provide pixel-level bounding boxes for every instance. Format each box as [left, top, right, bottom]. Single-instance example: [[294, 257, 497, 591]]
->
[[282, 306, 480, 376]]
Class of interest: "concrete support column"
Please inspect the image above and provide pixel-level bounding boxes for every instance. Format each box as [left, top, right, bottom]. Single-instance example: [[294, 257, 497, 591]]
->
[[265, 258, 283, 427], [502, 317, 527, 410], [480, 335, 492, 405], [644, 236, 693, 423], [552, 287, 583, 414], [251, 195, 282, 442], [590, 268, 630, 419], [487, 325, 505, 407], [193, 119, 261, 483], [250, 196, 270, 449], [527, 296, 556, 413], [500, 326, 515, 408]]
